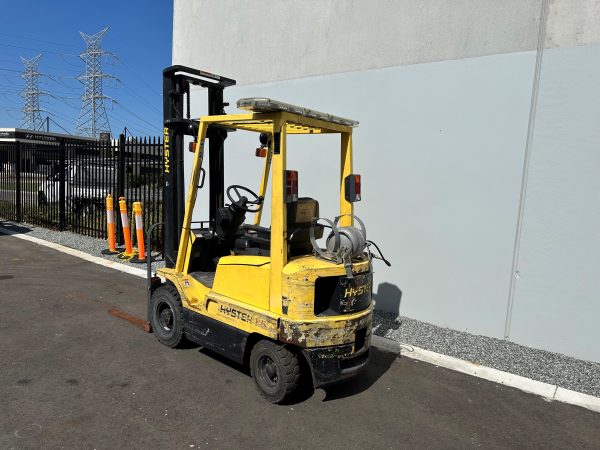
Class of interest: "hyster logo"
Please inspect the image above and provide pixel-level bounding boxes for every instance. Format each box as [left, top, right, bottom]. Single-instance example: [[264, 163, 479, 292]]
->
[[163, 127, 170, 174], [343, 284, 369, 298], [219, 305, 252, 323]]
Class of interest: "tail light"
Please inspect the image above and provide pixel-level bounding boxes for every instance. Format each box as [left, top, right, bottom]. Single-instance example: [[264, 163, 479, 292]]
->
[[285, 170, 298, 203], [188, 141, 198, 153], [255, 146, 268, 157], [345, 174, 361, 202]]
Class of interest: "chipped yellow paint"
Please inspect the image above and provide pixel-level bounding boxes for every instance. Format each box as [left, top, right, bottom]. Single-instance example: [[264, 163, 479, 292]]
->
[[282, 255, 372, 319], [205, 292, 279, 339], [279, 307, 372, 348]]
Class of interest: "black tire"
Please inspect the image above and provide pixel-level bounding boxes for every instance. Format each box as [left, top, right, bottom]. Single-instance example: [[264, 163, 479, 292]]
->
[[250, 340, 301, 403], [149, 285, 186, 348]]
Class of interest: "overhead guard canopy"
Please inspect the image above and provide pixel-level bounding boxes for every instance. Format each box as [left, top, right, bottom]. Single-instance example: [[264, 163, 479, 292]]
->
[[199, 97, 359, 135]]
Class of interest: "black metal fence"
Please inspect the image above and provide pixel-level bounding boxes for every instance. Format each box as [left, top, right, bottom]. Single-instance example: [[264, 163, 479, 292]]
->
[[0, 134, 163, 246]]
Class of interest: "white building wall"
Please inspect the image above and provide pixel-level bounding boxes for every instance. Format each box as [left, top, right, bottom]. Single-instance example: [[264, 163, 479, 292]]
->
[[173, 0, 600, 362], [507, 1, 600, 360], [173, 0, 542, 84]]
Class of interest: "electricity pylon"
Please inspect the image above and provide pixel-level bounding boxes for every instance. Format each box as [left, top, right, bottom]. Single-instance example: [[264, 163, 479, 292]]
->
[[75, 27, 115, 138], [20, 54, 46, 131]]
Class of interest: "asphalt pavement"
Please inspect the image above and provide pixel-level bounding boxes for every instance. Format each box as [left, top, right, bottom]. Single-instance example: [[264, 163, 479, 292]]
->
[[1, 234, 599, 449]]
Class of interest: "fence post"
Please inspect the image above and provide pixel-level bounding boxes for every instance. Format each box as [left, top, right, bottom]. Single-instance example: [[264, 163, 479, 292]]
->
[[58, 138, 66, 230], [15, 141, 21, 223], [116, 133, 126, 199], [116, 133, 126, 244]]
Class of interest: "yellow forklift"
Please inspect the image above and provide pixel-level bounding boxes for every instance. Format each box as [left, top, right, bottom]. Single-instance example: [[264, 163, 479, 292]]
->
[[149, 66, 389, 403]]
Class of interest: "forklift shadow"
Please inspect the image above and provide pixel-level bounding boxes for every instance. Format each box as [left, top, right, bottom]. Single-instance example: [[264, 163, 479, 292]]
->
[[321, 346, 399, 402], [373, 282, 402, 317], [195, 344, 398, 404]]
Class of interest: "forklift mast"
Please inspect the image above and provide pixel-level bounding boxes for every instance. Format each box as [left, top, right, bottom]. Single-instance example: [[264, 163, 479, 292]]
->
[[162, 65, 236, 268]]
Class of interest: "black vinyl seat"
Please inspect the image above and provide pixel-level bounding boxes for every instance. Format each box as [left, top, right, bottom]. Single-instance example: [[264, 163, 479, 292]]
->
[[235, 197, 324, 256]]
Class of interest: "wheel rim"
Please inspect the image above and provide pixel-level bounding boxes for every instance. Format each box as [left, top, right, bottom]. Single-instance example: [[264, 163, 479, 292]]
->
[[257, 355, 279, 388], [156, 301, 174, 332]]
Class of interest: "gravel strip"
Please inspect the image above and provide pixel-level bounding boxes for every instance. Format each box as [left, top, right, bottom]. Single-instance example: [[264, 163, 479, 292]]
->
[[0, 220, 165, 273], [2, 219, 599, 398], [373, 310, 600, 398]]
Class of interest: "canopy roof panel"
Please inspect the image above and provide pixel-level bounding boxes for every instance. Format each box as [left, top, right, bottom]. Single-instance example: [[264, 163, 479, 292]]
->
[[237, 98, 358, 127], [200, 98, 358, 135]]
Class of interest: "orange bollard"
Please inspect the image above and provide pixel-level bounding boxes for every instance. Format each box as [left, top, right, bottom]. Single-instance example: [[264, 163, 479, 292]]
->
[[118, 197, 134, 257], [130, 201, 146, 263], [101, 194, 120, 255]]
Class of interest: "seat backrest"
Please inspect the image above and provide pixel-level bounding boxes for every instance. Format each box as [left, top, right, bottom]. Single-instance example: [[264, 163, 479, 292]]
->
[[287, 197, 319, 226], [287, 197, 323, 254]]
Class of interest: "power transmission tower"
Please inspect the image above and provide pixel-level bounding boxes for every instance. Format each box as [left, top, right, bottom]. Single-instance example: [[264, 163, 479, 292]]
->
[[20, 54, 46, 131], [75, 27, 115, 138]]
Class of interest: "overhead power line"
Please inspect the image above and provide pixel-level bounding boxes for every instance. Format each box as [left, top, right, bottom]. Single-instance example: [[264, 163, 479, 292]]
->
[[116, 57, 162, 97], [0, 32, 80, 50], [0, 42, 75, 56]]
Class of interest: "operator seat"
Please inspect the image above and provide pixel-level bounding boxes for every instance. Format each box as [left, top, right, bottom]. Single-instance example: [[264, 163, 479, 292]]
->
[[235, 197, 324, 256], [286, 197, 324, 254]]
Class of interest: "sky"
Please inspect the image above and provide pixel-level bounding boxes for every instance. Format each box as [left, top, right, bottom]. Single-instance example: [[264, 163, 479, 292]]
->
[[0, 0, 172, 137]]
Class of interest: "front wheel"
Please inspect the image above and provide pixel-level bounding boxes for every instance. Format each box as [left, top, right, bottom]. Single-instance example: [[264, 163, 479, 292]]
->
[[149, 285, 186, 348], [250, 340, 301, 403]]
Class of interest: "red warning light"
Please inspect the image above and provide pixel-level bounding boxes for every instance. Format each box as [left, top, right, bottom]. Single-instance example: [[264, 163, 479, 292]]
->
[[285, 170, 298, 203], [344, 174, 361, 202]]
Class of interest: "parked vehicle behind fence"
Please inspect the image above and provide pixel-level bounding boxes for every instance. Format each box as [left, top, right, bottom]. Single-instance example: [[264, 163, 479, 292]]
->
[[37, 163, 114, 216]]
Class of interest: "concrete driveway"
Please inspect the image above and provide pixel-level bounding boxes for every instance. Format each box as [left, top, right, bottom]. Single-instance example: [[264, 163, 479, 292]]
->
[[1, 234, 599, 449]]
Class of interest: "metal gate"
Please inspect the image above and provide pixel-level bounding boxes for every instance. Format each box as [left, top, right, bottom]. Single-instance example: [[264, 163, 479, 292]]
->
[[0, 132, 163, 246]]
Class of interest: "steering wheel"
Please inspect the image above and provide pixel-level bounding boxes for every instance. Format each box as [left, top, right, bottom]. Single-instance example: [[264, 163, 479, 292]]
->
[[226, 185, 263, 213]]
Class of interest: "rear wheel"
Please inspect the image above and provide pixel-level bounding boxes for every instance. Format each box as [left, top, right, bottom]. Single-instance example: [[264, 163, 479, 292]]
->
[[250, 340, 301, 403], [149, 285, 186, 348]]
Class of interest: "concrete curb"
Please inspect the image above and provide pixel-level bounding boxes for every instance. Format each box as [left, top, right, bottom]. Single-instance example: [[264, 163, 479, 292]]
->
[[391, 340, 600, 414], [3, 226, 600, 414], [0, 226, 147, 279]]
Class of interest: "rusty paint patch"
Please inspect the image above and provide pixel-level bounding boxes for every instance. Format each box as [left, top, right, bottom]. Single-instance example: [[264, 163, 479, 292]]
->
[[313, 344, 353, 359], [279, 312, 372, 347], [108, 307, 151, 333]]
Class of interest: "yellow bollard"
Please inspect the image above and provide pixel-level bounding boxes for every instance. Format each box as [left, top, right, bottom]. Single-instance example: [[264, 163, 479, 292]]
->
[[101, 194, 120, 255], [130, 202, 146, 263], [118, 197, 134, 257]]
